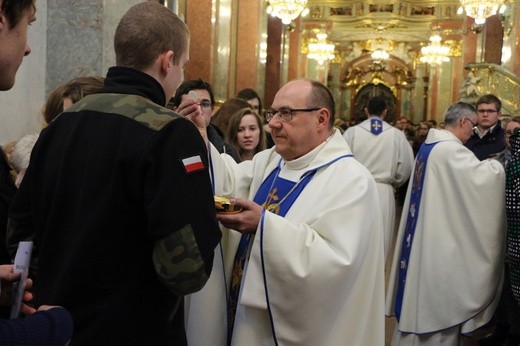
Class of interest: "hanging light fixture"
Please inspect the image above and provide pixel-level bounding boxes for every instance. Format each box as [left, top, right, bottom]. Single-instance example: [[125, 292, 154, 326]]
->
[[420, 34, 451, 65], [307, 31, 335, 65], [266, 0, 309, 25], [457, 0, 507, 25]]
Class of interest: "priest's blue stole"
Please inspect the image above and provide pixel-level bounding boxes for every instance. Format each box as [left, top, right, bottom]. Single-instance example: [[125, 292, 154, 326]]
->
[[227, 154, 351, 343], [227, 162, 316, 341], [395, 142, 438, 321], [370, 118, 383, 135]]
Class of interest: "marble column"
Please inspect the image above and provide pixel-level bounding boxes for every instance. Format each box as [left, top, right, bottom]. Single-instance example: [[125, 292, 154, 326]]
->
[[0, 0, 142, 145], [46, 0, 141, 94]]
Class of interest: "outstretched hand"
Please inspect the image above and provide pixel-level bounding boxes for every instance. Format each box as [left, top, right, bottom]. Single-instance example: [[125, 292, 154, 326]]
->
[[216, 198, 263, 234]]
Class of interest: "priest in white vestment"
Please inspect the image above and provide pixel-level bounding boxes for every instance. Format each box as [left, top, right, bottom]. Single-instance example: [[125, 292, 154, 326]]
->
[[343, 96, 414, 262], [386, 101, 505, 345], [185, 79, 385, 345]]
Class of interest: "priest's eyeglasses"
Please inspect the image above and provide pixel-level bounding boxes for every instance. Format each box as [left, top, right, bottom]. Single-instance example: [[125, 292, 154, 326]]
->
[[464, 117, 478, 128], [264, 107, 320, 122]]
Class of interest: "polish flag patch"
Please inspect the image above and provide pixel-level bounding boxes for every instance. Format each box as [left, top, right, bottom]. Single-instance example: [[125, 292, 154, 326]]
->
[[182, 155, 205, 173]]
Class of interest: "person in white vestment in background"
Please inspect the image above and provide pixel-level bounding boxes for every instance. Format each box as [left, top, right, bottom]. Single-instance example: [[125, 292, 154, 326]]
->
[[186, 79, 385, 345], [343, 96, 414, 263], [386, 101, 505, 345]]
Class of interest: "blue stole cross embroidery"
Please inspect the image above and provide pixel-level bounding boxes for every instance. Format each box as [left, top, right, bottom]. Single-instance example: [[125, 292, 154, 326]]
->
[[370, 118, 383, 135], [227, 154, 351, 344], [395, 142, 438, 321]]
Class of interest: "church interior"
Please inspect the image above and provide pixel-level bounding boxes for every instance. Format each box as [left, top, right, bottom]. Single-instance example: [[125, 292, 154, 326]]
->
[[1, 0, 520, 143], [167, 0, 517, 343], [0, 1, 517, 343], [179, 0, 519, 126]]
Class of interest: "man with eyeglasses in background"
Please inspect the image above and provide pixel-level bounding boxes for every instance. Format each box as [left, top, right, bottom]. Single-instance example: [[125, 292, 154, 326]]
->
[[465, 94, 506, 160], [185, 78, 385, 345], [170, 79, 241, 162]]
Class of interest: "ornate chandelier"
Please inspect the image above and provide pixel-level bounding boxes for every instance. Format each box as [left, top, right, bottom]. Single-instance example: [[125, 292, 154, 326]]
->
[[457, 0, 507, 25], [266, 0, 309, 25], [420, 34, 451, 65], [307, 31, 335, 65]]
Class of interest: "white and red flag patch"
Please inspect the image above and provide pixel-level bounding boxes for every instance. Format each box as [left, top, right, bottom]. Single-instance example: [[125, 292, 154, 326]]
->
[[182, 155, 205, 173]]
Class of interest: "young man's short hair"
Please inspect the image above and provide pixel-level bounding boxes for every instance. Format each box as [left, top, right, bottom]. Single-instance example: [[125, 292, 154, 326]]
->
[[114, 2, 189, 70], [476, 94, 502, 112]]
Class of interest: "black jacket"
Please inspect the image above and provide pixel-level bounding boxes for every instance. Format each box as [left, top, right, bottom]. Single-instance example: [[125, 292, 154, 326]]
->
[[8, 67, 220, 345], [465, 121, 506, 160]]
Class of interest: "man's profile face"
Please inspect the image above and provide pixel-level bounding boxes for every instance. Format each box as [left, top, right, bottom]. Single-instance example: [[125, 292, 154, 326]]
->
[[0, 4, 35, 90]]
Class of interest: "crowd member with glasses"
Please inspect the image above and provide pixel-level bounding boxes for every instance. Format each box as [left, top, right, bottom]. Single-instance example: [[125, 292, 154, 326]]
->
[[343, 96, 414, 264], [387, 102, 505, 345], [186, 78, 385, 345], [465, 94, 506, 160], [170, 79, 242, 162]]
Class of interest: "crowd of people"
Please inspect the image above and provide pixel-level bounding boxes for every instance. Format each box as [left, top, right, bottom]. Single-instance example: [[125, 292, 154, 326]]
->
[[0, 1, 518, 345]]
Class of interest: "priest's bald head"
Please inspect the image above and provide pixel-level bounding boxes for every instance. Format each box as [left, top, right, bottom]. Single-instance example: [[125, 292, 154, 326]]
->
[[443, 101, 478, 144], [266, 79, 335, 161]]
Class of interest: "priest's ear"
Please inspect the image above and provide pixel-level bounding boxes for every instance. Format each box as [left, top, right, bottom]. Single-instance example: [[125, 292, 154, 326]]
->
[[316, 108, 331, 130]]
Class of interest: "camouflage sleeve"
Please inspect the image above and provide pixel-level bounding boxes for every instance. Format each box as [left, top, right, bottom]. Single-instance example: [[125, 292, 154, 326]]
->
[[152, 224, 210, 295]]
